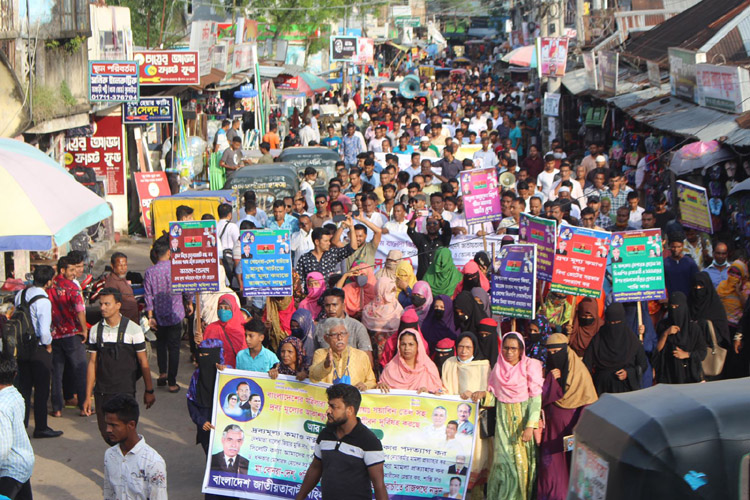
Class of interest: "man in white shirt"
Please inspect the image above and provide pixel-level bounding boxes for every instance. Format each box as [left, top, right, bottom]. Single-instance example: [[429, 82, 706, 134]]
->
[[291, 215, 314, 266], [626, 191, 645, 229], [382, 203, 409, 234], [549, 162, 583, 202], [310, 110, 321, 143], [473, 137, 498, 169], [102, 394, 167, 500], [299, 118, 317, 146], [299, 167, 318, 212], [536, 154, 560, 198], [217, 203, 240, 252]]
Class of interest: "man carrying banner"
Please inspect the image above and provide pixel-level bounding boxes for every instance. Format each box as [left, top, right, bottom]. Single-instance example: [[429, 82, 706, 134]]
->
[[295, 384, 388, 500]]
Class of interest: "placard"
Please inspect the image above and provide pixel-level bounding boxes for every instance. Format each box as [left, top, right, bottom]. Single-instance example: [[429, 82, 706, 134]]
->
[[539, 37, 568, 78], [133, 50, 200, 85], [330, 36, 358, 62], [544, 92, 561, 117], [610, 229, 666, 302], [64, 115, 126, 195], [134, 172, 170, 237], [202, 370, 478, 499], [240, 229, 293, 297], [583, 51, 597, 90], [676, 180, 713, 233], [518, 213, 556, 282], [357, 37, 375, 64], [460, 167, 502, 225], [190, 20, 217, 76], [550, 226, 611, 298], [169, 220, 220, 293], [569, 442, 609, 500], [123, 97, 175, 123], [88, 60, 139, 102], [490, 244, 537, 319]]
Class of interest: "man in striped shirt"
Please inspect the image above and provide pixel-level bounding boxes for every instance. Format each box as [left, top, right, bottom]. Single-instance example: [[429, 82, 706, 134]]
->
[[0, 357, 35, 499]]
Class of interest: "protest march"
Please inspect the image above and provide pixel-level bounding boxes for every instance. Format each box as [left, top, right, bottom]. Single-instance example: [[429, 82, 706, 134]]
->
[[4, 26, 750, 500]]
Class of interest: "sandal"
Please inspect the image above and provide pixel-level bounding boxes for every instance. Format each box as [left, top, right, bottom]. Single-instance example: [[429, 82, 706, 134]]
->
[[49, 410, 62, 418], [157, 376, 167, 387], [168, 385, 181, 393]]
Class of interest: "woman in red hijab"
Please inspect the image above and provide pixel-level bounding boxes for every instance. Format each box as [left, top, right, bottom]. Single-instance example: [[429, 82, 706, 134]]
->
[[452, 260, 491, 298], [202, 294, 247, 368]]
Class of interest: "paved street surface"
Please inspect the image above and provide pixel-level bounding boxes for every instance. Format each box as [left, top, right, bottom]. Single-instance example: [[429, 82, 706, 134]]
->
[[31, 239, 206, 499]]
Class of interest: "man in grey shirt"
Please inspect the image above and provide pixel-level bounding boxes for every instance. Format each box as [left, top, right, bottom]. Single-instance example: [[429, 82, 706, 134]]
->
[[433, 145, 463, 182], [313, 289, 373, 368], [220, 137, 247, 173]]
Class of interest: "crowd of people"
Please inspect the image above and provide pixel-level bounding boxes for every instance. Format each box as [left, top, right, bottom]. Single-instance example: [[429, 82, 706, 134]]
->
[[2, 55, 750, 500]]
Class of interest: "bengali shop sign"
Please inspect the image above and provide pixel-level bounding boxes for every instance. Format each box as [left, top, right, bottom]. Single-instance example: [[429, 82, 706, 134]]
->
[[490, 244, 537, 319], [610, 229, 666, 302], [169, 220, 220, 293], [88, 60, 139, 102], [676, 180, 713, 233], [330, 36, 358, 62], [240, 229, 293, 297], [551, 226, 611, 298], [134, 50, 200, 85], [64, 115, 125, 195], [202, 370, 478, 499], [123, 97, 175, 123], [460, 167, 502, 225], [519, 213, 556, 282], [695, 63, 750, 114], [190, 20, 217, 76], [134, 172, 171, 237], [538, 37, 568, 78]]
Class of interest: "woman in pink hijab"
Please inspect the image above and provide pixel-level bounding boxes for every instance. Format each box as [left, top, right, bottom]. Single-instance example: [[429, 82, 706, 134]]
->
[[362, 277, 404, 356], [471, 332, 543, 500], [298, 272, 326, 319], [377, 328, 444, 393]]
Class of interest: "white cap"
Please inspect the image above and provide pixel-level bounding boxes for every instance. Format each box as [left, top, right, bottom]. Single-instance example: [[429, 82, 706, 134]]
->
[[558, 186, 571, 193], [595, 155, 606, 163], [420, 136, 430, 142]]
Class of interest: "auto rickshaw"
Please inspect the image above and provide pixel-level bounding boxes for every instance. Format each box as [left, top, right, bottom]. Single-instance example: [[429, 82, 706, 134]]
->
[[149, 190, 238, 239]]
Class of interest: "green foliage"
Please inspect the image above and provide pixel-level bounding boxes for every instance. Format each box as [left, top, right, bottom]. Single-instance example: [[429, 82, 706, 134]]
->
[[31, 82, 77, 124], [44, 35, 88, 55], [109, 0, 184, 48], [60, 81, 77, 106]]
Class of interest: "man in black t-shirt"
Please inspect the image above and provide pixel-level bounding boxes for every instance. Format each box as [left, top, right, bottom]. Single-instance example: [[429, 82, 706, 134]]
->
[[295, 384, 388, 500]]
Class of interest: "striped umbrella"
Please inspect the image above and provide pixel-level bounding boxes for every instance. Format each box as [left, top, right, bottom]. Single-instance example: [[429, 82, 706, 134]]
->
[[502, 45, 537, 68], [0, 138, 113, 251]]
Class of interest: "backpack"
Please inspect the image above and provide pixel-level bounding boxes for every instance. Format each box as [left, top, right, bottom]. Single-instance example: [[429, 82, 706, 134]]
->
[[96, 316, 142, 382], [219, 222, 237, 285], [1, 289, 48, 361]]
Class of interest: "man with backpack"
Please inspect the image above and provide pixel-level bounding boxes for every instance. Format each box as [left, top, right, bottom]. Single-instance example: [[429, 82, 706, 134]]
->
[[11, 265, 63, 438], [82, 287, 155, 444]]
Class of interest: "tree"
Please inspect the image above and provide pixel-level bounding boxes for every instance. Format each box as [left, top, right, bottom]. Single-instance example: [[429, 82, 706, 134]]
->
[[110, 0, 186, 49]]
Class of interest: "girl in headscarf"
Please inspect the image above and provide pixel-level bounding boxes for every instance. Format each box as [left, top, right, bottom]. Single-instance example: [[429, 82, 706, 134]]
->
[[717, 261, 749, 329], [339, 262, 377, 318], [423, 247, 463, 296], [567, 297, 602, 357], [526, 315, 552, 366], [407, 281, 433, 324], [376, 250, 402, 280], [379, 309, 429, 369], [474, 251, 491, 277], [196, 266, 239, 332], [539, 334, 598, 500], [472, 288, 492, 318], [264, 296, 296, 351], [377, 328, 444, 393], [290, 309, 315, 366], [298, 272, 326, 320], [222, 392, 243, 418], [441, 331, 492, 490], [186, 338, 224, 454], [202, 294, 246, 369], [420, 295, 458, 353], [653, 292, 707, 384], [452, 260, 491, 297], [583, 303, 647, 395], [363, 277, 404, 355], [688, 271, 730, 347], [454, 290, 488, 334], [718, 261, 750, 379], [268, 336, 309, 381], [395, 259, 418, 309], [472, 332, 544, 500], [540, 292, 573, 331], [477, 318, 500, 368]]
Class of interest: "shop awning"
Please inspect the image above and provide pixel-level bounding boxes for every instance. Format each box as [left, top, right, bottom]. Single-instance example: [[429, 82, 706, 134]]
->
[[258, 64, 304, 79]]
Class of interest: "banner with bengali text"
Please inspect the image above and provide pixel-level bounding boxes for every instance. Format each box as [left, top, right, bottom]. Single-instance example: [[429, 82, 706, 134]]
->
[[240, 229, 293, 297], [460, 167, 502, 225], [676, 180, 713, 233], [518, 213, 556, 282], [490, 244, 537, 319], [550, 226, 610, 298], [202, 370, 479, 499], [610, 229, 666, 302], [169, 220, 220, 293]]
